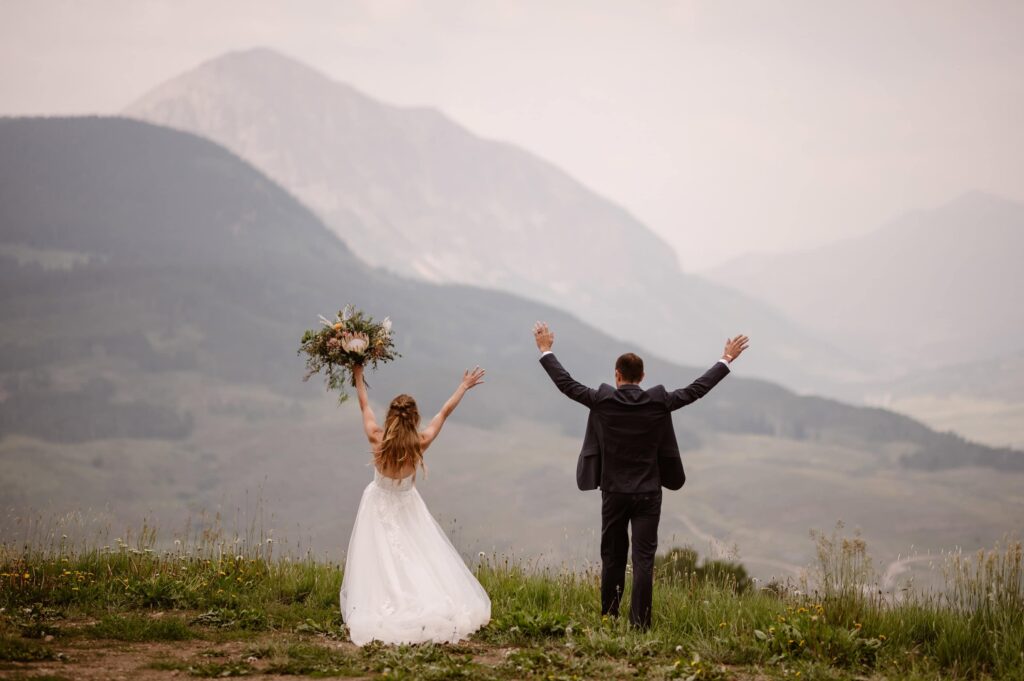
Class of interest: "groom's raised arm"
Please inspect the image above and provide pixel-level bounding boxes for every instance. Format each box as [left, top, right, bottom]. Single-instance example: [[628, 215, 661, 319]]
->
[[534, 321, 598, 408], [665, 362, 730, 411], [539, 352, 598, 408]]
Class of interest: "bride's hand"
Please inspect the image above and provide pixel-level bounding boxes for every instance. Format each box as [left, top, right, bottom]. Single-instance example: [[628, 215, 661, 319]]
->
[[461, 366, 485, 391]]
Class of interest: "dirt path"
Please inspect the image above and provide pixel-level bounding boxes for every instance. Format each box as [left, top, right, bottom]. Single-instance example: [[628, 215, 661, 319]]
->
[[0, 633, 775, 681]]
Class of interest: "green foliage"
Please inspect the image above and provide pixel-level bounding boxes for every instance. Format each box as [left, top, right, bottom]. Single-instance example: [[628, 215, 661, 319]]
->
[[489, 609, 573, 641], [192, 607, 269, 631], [0, 634, 55, 662], [293, 614, 346, 639], [752, 603, 884, 667], [85, 613, 199, 642], [499, 646, 609, 679], [358, 641, 485, 680], [265, 642, 361, 676], [656, 546, 752, 593]]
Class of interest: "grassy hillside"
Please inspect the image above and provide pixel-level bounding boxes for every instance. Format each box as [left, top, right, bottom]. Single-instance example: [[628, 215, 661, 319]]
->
[[1, 523, 1021, 680]]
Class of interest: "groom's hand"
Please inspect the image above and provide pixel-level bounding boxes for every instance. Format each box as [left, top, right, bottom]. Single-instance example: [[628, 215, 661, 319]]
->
[[722, 335, 750, 363], [533, 321, 555, 353]]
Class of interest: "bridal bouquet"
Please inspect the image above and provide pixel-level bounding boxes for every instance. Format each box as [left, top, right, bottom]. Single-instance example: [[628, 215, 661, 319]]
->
[[298, 305, 399, 402]]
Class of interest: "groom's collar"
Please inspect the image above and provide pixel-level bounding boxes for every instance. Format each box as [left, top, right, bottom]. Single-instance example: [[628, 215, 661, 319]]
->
[[617, 383, 642, 390]]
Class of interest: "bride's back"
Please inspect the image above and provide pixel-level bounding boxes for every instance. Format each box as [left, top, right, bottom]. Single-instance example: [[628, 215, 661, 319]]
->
[[376, 394, 424, 480]]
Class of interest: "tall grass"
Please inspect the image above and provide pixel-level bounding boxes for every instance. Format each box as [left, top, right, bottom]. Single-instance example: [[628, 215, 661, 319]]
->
[[1, 515, 1021, 679]]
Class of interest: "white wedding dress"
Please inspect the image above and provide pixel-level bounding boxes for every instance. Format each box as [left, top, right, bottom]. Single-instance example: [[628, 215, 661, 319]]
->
[[339, 468, 491, 646]]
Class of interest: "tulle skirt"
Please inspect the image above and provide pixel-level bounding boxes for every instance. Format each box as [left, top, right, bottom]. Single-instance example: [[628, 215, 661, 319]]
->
[[339, 471, 491, 645]]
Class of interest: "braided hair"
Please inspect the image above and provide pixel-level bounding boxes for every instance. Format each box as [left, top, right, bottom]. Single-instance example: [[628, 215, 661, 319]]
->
[[377, 394, 423, 475]]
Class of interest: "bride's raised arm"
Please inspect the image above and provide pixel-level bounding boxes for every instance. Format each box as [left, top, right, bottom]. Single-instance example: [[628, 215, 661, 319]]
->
[[420, 366, 485, 450], [353, 364, 383, 447]]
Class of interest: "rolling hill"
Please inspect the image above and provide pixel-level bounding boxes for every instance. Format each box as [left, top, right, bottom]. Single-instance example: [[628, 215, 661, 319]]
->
[[1, 117, 1020, 578]]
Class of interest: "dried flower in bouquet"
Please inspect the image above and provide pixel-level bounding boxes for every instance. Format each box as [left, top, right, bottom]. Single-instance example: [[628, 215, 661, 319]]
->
[[298, 305, 399, 403]]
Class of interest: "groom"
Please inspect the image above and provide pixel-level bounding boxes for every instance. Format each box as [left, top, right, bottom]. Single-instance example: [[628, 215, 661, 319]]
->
[[533, 322, 749, 629]]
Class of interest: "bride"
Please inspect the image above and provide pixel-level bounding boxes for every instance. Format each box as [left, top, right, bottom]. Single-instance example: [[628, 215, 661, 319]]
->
[[339, 362, 491, 645]]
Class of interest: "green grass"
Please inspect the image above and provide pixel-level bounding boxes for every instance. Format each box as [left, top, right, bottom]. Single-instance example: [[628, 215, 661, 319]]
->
[[0, 634, 56, 662], [84, 613, 199, 642], [0, 526, 1021, 679]]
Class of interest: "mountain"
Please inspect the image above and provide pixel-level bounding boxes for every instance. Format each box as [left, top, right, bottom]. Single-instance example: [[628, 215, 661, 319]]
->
[[706, 192, 1024, 376], [123, 47, 861, 396], [2, 117, 1020, 578]]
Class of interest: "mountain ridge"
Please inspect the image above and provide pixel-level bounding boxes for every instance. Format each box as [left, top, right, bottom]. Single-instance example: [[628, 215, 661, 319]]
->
[[124, 47, 861, 395]]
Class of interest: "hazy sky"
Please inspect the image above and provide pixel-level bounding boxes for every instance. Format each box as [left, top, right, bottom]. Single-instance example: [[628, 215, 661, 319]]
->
[[2, 0, 1022, 269]]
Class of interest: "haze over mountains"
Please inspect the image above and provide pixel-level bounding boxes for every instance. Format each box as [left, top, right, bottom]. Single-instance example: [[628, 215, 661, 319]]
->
[[2, 117, 1021, 579], [124, 47, 858, 397], [704, 192, 1024, 447], [707, 192, 1024, 376]]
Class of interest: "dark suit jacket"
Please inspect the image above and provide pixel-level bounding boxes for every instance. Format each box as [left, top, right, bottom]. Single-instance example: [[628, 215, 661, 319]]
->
[[539, 353, 730, 493]]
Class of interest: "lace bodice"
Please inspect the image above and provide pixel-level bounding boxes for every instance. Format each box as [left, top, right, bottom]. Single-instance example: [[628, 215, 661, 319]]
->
[[373, 468, 416, 492]]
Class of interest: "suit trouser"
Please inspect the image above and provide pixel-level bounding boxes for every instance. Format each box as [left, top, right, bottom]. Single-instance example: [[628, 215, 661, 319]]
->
[[600, 489, 662, 629]]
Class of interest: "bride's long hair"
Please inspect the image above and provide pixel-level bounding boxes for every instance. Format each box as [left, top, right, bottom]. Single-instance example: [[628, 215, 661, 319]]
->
[[377, 394, 423, 475]]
